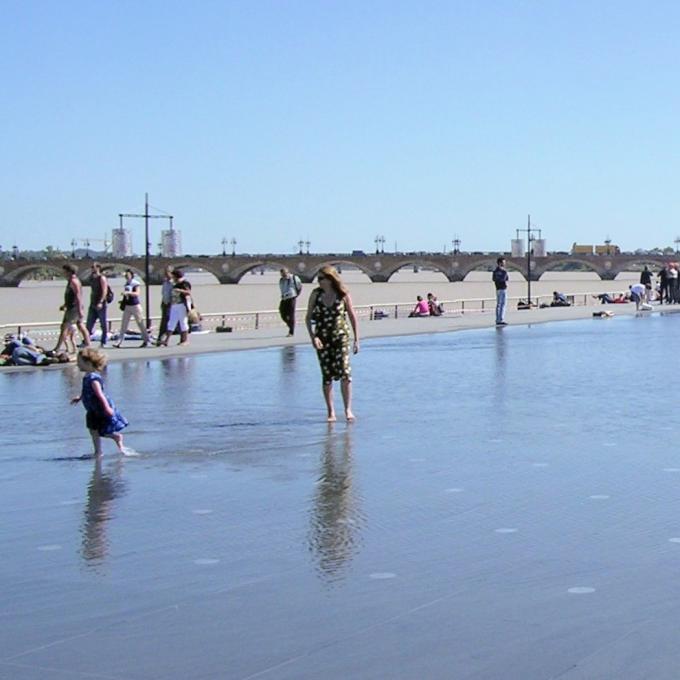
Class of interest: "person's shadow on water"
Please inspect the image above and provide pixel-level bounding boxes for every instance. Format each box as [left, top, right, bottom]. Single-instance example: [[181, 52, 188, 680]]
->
[[80, 456, 127, 569], [307, 426, 365, 585]]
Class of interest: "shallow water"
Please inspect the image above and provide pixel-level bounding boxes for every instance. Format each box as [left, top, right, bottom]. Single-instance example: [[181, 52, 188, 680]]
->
[[2, 314, 680, 679]]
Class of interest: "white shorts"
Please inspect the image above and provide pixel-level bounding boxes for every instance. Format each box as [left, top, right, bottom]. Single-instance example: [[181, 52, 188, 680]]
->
[[167, 303, 189, 333]]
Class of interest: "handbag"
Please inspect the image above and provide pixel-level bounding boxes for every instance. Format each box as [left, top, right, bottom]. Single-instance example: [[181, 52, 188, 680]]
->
[[188, 308, 201, 324], [106, 287, 115, 304], [119, 299, 126, 311]]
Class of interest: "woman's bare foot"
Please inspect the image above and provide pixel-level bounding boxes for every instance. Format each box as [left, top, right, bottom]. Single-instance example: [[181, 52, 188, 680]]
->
[[327, 413, 337, 422], [345, 410, 355, 422]]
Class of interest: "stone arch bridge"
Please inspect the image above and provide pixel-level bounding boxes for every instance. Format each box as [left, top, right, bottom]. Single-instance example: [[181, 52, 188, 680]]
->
[[0, 253, 672, 286]]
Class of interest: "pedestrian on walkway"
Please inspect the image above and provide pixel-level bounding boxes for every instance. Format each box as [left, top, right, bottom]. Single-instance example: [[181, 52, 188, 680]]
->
[[492, 257, 509, 326], [114, 269, 150, 348], [86, 262, 111, 347], [52, 263, 91, 353], [279, 267, 302, 336]]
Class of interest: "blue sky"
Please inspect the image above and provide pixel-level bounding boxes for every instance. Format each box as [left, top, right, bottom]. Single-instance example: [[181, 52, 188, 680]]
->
[[3, 0, 680, 255]]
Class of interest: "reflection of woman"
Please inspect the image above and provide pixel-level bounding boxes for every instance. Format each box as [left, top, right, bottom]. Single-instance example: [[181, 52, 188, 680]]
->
[[305, 266, 359, 422], [308, 428, 362, 583]]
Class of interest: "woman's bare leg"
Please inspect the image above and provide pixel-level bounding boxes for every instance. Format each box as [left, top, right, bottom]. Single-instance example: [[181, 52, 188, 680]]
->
[[341, 378, 355, 421], [322, 382, 336, 422]]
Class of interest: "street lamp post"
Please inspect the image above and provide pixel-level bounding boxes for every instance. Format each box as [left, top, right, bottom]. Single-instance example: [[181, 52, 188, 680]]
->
[[230, 238, 237, 257], [12, 245, 19, 260], [119, 193, 174, 332], [305, 240, 310, 255], [71, 239, 77, 258], [516, 215, 542, 305], [675, 236, 680, 255], [452, 235, 461, 255], [221, 237, 227, 257]]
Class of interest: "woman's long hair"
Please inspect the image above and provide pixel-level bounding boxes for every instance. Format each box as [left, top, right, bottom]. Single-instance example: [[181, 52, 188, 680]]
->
[[318, 266, 348, 298]]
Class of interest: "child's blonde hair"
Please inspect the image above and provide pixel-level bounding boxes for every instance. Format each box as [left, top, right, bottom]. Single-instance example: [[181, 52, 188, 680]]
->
[[78, 348, 108, 371]]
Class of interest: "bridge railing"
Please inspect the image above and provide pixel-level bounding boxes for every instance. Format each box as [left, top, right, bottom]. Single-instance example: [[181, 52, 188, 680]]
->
[[0, 290, 632, 341]]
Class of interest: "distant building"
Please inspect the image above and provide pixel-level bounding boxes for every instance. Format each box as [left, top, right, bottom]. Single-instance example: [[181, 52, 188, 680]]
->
[[595, 244, 620, 255], [572, 244, 594, 255], [112, 228, 132, 257], [161, 228, 182, 257], [511, 239, 524, 257]]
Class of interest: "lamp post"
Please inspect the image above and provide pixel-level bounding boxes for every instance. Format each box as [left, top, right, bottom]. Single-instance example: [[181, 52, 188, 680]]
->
[[675, 236, 680, 255], [221, 237, 227, 256], [452, 235, 461, 255], [71, 239, 77, 258], [119, 193, 174, 332], [305, 240, 310, 255], [230, 238, 237, 257], [84, 239, 90, 259], [12, 244, 19, 260], [374, 235, 380, 254], [516, 215, 542, 305]]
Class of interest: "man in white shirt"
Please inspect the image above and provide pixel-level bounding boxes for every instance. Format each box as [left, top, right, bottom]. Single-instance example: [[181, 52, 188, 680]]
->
[[278, 268, 302, 336], [629, 283, 647, 311]]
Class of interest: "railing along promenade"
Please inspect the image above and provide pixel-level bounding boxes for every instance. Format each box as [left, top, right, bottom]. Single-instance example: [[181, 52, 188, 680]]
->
[[0, 290, 629, 341]]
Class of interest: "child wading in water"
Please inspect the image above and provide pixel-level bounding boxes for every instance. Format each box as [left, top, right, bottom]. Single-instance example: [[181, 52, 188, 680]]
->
[[71, 348, 129, 456]]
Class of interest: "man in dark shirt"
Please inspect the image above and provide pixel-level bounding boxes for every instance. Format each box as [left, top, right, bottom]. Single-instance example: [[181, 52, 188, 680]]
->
[[86, 262, 110, 347], [492, 257, 509, 325]]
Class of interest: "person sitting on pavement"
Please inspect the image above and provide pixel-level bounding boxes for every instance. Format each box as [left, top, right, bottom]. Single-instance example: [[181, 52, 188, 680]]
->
[[550, 291, 571, 307], [427, 293, 444, 316], [408, 295, 430, 317]]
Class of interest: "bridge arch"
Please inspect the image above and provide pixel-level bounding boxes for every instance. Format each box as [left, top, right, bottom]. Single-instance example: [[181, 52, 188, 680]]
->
[[459, 258, 528, 282], [7, 263, 67, 286], [534, 257, 603, 279], [381, 258, 451, 282]]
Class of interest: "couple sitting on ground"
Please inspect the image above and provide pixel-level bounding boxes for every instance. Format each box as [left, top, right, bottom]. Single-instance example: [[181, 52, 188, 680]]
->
[[593, 292, 631, 304], [539, 291, 571, 309], [409, 293, 444, 317], [1, 334, 70, 367]]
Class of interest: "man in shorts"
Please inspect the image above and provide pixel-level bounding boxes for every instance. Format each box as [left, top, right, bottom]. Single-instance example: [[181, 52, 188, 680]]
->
[[52, 263, 90, 353]]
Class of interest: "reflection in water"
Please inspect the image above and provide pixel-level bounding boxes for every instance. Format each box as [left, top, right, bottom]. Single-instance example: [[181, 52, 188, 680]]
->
[[308, 427, 364, 585], [494, 327, 507, 376], [80, 457, 126, 569], [280, 345, 297, 373]]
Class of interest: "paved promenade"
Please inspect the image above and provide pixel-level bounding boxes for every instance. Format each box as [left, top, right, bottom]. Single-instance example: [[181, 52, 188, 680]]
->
[[78, 302, 677, 362]]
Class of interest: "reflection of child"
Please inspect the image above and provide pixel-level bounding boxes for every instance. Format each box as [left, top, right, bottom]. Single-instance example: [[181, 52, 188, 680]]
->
[[71, 348, 128, 456]]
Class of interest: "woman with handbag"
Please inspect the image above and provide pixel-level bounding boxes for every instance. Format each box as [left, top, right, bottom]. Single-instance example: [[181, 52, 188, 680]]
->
[[158, 269, 192, 347], [114, 269, 150, 348]]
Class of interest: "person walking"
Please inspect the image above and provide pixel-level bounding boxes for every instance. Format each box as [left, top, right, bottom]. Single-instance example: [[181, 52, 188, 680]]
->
[[279, 267, 302, 336], [85, 262, 111, 347], [492, 256, 509, 326], [156, 266, 173, 346], [669, 263, 679, 304], [52, 263, 91, 353], [114, 269, 150, 348], [640, 266, 653, 303], [158, 269, 192, 347], [305, 266, 359, 422], [658, 266, 669, 304]]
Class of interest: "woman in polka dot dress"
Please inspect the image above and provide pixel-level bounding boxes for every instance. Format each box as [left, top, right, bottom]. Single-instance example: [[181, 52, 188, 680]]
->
[[305, 266, 360, 422]]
